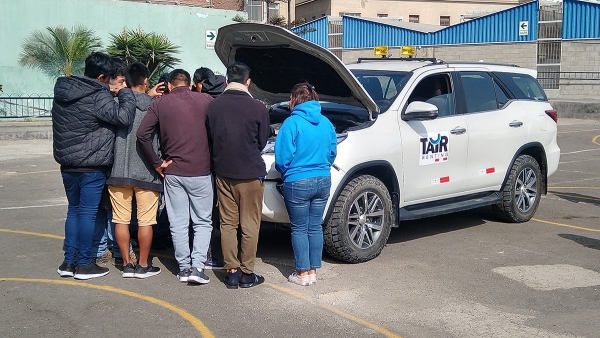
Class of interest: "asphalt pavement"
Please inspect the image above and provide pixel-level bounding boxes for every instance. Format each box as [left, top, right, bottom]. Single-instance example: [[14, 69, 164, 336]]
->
[[1, 118, 599, 338]]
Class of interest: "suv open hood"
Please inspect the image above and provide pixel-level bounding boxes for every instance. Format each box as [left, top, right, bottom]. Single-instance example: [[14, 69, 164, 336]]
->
[[215, 23, 378, 115]]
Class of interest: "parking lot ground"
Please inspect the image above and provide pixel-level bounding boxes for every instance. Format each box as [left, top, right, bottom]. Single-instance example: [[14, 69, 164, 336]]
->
[[1, 118, 599, 338]]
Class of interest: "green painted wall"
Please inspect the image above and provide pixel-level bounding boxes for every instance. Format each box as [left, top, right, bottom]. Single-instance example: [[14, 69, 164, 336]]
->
[[0, 0, 243, 95]]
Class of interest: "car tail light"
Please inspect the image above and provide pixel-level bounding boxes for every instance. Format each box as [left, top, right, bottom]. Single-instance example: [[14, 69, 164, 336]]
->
[[545, 109, 558, 123]]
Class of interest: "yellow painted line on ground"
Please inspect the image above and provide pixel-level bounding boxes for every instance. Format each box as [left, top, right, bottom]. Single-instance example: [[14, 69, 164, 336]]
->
[[264, 282, 402, 338], [593, 135, 600, 146], [550, 192, 600, 202], [1, 228, 403, 337], [557, 129, 600, 134], [0, 169, 60, 176], [0, 228, 64, 240], [531, 218, 600, 233], [0, 278, 214, 338]]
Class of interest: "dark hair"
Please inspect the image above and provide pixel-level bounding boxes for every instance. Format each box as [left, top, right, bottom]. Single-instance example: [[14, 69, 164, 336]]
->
[[193, 67, 214, 84], [84, 52, 114, 79], [168, 69, 191, 87], [226, 62, 250, 84], [290, 82, 319, 110], [126, 62, 150, 87], [111, 57, 127, 78]]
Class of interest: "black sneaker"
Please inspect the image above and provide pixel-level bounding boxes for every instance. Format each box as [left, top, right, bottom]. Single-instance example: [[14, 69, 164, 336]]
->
[[134, 264, 161, 279], [57, 262, 76, 278], [239, 272, 265, 288], [122, 263, 136, 278], [224, 270, 240, 289], [177, 268, 192, 283], [74, 263, 109, 280], [188, 267, 210, 284]]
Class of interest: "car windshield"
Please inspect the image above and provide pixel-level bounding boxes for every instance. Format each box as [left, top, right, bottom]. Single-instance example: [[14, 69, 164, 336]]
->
[[351, 70, 411, 113]]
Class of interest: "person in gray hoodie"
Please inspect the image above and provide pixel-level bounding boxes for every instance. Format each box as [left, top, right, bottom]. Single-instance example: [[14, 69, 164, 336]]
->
[[106, 62, 163, 279]]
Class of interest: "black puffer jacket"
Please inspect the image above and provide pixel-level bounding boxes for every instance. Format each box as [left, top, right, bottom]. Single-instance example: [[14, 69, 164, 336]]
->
[[52, 76, 136, 171]]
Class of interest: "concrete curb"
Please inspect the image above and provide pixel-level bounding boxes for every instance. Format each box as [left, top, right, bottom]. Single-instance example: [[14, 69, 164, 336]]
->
[[549, 100, 600, 120]]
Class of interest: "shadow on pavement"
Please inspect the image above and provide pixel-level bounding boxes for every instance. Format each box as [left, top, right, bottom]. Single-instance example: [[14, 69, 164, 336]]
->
[[549, 191, 600, 208], [558, 233, 600, 251]]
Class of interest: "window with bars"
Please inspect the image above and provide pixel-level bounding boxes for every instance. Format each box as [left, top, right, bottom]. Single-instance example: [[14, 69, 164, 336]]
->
[[247, 0, 262, 21], [538, 21, 562, 39], [409, 15, 419, 23], [268, 3, 279, 18], [440, 16, 450, 26]]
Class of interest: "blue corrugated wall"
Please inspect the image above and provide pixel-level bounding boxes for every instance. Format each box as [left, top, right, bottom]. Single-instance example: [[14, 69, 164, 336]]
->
[[343, 1, 538, 48], [563, 0, 600, 39], [292, 0, 600, 50], [291, 17, 329, 47]]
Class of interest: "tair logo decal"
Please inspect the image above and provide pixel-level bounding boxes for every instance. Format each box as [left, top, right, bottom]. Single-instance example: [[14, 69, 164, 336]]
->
[[419, 132, 449, 166]]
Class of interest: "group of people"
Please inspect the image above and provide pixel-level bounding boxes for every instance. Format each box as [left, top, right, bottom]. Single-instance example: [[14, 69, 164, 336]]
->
[[52, 51, 337, 288]]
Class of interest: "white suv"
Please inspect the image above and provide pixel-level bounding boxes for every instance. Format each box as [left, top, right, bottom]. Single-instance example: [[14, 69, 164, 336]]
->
[[215, 23, 560, 263]]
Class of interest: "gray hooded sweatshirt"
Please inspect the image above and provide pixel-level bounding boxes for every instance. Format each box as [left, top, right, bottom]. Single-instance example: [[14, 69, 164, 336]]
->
[[107, 91, 163, 192]]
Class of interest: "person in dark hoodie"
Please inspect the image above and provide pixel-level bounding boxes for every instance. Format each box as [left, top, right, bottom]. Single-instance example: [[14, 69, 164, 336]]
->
[[106, 62, 163, 279], [193, 67, 226, 98], [275, 82, 337, 286], [53, 52, 136, 280]]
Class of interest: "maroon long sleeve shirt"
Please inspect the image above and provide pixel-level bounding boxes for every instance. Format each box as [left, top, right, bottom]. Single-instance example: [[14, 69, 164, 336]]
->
[[137, 86, 213, 177]]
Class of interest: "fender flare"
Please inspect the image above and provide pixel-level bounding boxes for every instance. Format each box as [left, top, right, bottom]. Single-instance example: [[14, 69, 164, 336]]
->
[[324, 160, 400, 223]]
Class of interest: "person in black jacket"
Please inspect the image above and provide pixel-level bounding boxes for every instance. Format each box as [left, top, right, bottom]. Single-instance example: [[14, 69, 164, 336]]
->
[[53, 52, 136, 280], [207, 62, 270, 289], [193, 67, 226, 98]]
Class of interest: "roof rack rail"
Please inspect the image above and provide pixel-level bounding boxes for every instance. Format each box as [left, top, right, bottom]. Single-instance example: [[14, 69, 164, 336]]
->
[[357, 57, 443, 64], [446, 61, 520, 67]]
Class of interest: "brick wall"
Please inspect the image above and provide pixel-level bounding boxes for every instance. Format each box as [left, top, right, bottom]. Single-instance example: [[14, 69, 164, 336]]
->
[[341, 42, 537, 69], [559, 40, 600, 98]]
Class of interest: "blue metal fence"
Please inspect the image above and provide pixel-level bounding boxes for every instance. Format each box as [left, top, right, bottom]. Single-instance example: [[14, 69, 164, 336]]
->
[[0, 95, 53, 118], [563, 0, 600, 39], [291, 16, 329, 47]]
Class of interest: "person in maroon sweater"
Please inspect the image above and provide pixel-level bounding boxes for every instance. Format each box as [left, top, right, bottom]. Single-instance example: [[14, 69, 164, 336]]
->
[[207, 62, 270, 289], [137, 69, 215, 284]]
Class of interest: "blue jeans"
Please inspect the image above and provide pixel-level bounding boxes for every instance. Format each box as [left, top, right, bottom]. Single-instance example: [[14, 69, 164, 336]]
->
[[92, 209, 134, 259], [283, 176, 331, 271], [61, 171, 107, 266], [164, 174, 213, 271]]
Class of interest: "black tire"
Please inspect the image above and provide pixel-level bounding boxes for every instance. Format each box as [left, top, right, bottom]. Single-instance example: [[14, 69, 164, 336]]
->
[[323, 175, 393, 263], [493, 155, 542, 223]]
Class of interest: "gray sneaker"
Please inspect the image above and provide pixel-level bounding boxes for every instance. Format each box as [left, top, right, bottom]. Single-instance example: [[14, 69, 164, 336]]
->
[[188, 267, 210, 284], [177, 268, 192, 283], [134, 264, 161, 279], [122, 263, 136, 278]]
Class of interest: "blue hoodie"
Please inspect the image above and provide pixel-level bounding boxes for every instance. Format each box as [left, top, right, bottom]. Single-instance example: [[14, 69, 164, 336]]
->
[[275, 100, 337, 182]]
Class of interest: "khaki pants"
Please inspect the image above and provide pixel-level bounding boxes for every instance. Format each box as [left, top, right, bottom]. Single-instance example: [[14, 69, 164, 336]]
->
[[216, 175, 264, 274]]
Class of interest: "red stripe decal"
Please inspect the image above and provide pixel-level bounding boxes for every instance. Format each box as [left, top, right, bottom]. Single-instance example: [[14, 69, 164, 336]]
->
[[440, 176, 450, 183], [486, 167, 495, 174]]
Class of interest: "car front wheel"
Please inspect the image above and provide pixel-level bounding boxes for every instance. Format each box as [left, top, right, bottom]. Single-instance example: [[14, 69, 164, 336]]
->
[[494, 154, 542, 222], [324, 175, 393, 263]]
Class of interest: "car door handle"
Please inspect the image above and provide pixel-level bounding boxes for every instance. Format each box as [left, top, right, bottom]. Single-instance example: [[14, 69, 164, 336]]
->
[[509, 120, 523, 128], [450, 127, 467, 135]]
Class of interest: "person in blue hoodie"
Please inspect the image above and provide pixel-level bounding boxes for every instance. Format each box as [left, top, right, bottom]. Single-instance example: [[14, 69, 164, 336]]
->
[[275, 82, 337, 286]]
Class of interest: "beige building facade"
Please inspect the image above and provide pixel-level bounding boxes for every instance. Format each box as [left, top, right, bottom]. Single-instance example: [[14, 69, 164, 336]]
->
[[296, 0, 520, 26]]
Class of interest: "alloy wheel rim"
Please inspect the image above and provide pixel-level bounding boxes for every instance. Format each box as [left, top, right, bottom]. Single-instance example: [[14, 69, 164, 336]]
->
[[347, 191, 385, 249], [514, 167, 538, 213]]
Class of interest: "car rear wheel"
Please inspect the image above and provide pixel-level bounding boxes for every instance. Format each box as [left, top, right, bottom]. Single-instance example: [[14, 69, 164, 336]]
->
[[493, 155, 542, 222], [324, 175, 393, 263]]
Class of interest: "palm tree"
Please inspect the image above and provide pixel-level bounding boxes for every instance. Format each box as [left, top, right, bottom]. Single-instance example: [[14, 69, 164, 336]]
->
[[107, 28, 181, 85], [18, 25, 102, 78]]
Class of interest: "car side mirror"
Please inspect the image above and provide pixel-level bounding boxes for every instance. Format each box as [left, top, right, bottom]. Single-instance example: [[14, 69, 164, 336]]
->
[[402, 101, 439, 121]]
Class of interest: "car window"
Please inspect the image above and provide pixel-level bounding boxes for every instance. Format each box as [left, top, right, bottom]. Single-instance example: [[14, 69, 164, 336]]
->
[[351, 70, 410, 113], [494, 72, 547, 101], [406, 73, 455, 117], [460, 72, 498, 113], [493, 79, 509, 108]]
